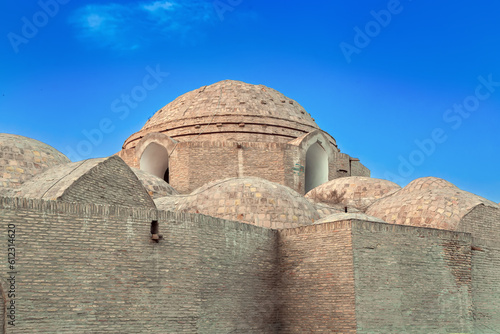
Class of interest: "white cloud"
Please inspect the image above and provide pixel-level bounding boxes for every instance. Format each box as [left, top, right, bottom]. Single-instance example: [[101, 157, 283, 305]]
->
[[143, 1, 175, 12], [85, 14, 105, 29], [69, 1, 217, 50]]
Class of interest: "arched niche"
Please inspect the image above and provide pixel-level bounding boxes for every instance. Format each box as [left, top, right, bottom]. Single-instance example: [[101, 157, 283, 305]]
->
[[305, 142, 328, 193], [140, 142, 169, 182]]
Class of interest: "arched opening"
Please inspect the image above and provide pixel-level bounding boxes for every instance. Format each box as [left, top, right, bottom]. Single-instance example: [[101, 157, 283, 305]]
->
[[305, 142, 328, 193], [140, 142, 169, 182]]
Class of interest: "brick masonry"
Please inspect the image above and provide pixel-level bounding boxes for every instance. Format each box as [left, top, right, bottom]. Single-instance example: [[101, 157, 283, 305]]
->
[[460, 205, 500, 332], [277, 221, 358, 333], [471, 239, 500, 334], [150, 139, 369, 195], [0, 197, 278, 333], [0, 134, 70, 190], [277, 220, 476, 333], [305, 176, 401, 212], [351, 221, 473, 333], [155, 177, 320, 229], [124, 80, 322, 146], [0, 195, 498, 332], [9, 156, 156, 209], [117, 80, 370, 195]]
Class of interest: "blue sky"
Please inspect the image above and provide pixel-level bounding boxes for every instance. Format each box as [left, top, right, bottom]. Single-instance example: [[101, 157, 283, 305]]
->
[[1, 0, 499, 202]]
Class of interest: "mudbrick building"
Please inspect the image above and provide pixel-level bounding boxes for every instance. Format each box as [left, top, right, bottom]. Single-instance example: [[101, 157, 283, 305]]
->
[[0, 80, 499, 333]]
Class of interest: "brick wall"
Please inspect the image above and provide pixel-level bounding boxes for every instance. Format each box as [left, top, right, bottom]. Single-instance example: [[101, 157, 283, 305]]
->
[[332, 152, 351, 179], [0, 196, 493, 333], [460, 205, 500, 332], [170, 141, 292, 194], [170, 141, 239, 193], [458, 204, 500, 243], [350, 160, 370, 177], [351, 221, 473, 333], [0, 197, 278, 333], [116, 147, 138, 168], [277, 221, 357, 333], [471, 239, 500, 333], [239, 142, 288, 187]]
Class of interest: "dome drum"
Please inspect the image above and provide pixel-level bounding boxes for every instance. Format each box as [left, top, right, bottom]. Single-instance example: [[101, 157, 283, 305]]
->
[[118, 80, 370, 194]]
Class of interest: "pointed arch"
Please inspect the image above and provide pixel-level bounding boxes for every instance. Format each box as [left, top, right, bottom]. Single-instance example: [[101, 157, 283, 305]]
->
[[140, 142, 170, 182], [305, 142, 329, 193], [290, 130, 333, 193]]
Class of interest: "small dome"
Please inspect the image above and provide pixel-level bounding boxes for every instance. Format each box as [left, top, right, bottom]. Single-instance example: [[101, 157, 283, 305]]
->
[[154, 177, 320, 228], [0, 133, 70, 190], [131, 168, 178, 199], [305, 176, 401, 212], [366, 177, 498, 230], [403, 176, 456, 193], [123, 80, 331, 150]]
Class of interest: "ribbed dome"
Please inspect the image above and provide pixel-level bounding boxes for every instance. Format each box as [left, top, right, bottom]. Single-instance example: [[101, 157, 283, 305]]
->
[[123, 80, 324, 148], [0, 133, 70, 190]]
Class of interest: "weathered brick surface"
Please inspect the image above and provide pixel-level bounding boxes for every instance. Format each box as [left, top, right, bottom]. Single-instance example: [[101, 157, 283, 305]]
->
[[367, 177, 498, 230], [306, 176, 401, 212], [352, 221, 473, 333], [169, 141, 307, 195], [155, 177, 320, 229], [169, 141, 239, 194], [124, 80, 321, 146], [130, 167, 178, 199], [458, 204, 500, 242], [332, 152, 351, 178], [160, 138, 368, 196], [277, 221, 357, 333], [471, 239, 500, 333], [9, 156, 155, 209], [0, 134, 70, 190], [460, 205, 500, 332], [350, 160, 370, 177], [119, 80, 370, 195], [0, 197, 278, 333]]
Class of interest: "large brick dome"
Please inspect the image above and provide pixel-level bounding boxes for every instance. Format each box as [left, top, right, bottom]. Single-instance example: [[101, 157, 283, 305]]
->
[[118, 80, 369, 195], [123, 80, 326, 148]]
